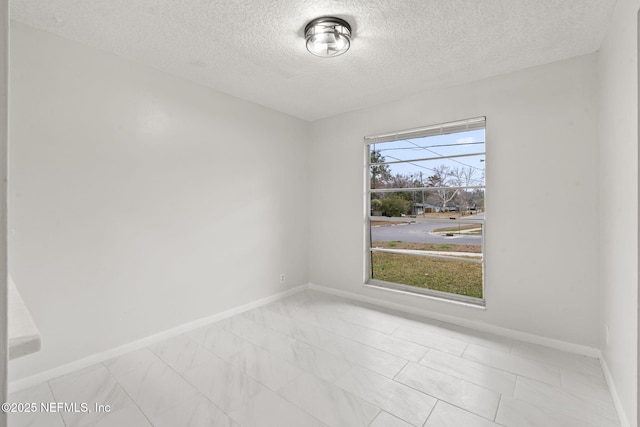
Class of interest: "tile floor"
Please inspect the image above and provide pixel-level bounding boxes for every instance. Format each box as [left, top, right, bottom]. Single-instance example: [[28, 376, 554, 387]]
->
[[8, 289, 621, 427]]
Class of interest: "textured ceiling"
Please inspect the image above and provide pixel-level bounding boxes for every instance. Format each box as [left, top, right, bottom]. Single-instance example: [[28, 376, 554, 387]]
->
[[10, 0, 616, 121]]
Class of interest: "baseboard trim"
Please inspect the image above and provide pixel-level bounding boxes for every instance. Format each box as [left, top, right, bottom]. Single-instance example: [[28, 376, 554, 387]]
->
[[309, 283, 600, 358], [9, 283, 310, 393], [599, 352, 631, 427]]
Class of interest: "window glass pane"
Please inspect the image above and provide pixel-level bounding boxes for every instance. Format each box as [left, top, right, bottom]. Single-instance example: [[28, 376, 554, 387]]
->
[[370, 130, 484, 163], [371, 221, 483, 298], [370, 130, 485, 189]]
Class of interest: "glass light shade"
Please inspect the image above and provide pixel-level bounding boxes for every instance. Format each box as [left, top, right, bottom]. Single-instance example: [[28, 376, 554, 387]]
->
[[305, 17, 351, 57]]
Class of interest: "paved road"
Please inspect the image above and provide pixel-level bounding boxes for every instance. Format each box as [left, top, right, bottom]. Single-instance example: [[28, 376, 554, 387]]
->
[[371, 220, 482, 245]]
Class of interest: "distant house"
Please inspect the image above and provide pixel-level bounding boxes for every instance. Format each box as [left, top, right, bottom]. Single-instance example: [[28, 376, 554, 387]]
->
[[411, 203, 442, 215]]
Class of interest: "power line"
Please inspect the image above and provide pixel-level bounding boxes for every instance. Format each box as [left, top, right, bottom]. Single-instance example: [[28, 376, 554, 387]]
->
[[403, 139, 484, 173]]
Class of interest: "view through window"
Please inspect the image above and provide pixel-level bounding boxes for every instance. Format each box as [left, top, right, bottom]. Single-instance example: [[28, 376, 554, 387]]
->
[[366, 117, 486, 303]]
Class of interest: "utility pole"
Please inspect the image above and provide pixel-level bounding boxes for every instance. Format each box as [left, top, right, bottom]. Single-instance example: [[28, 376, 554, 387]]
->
[[420, 171, 424, 212]]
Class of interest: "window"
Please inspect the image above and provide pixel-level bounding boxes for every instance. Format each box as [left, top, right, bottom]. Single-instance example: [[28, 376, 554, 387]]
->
[[365, 117, 486, 305]]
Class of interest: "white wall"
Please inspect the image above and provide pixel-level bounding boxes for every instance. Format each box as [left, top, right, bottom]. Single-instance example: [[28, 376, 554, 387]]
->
[[309, 54, 600, 347], [598, 0, 640, 425], [8, 22, 309, 380], [0, 2, 7, 425]]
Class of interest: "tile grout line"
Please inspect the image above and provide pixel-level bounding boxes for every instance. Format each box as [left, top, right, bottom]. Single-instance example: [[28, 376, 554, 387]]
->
[[421, 398, 439, 427], [100, 360, 156, 427], [45, 380, 69, 427], [493, 392, 503, 422], [394, 358, 411, 380], [460, 342, 469, 356], [390, 329, 468, 358], [429, 399, 505, 426], [365, 408, 383, 427]]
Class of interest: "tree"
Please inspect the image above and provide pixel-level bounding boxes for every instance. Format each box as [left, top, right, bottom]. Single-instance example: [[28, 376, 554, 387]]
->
[[387, 173, 412, 188], [380, 196, 410, 217], [468, 189, 485, 211], [386, 172, 425, 205], [370, 150, 392, 189], [427, 165, 458, 211], [448, 166, 481, 214]]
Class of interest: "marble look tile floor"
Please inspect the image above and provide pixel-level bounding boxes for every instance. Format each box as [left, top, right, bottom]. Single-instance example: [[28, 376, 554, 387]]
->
[[9, 289, 621, 427]]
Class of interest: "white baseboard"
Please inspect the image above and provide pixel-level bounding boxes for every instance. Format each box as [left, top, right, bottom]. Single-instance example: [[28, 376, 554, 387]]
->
[[599, 352, 631, 427], [9, 283, 310, 393], [309, 283, 601, 358]]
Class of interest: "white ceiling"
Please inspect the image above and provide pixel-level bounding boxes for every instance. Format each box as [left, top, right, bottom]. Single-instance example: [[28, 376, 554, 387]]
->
[[10, 0, 616, 121]]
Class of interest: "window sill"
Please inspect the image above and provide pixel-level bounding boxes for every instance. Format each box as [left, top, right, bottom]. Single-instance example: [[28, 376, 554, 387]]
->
[[364, 279, 486, 310]]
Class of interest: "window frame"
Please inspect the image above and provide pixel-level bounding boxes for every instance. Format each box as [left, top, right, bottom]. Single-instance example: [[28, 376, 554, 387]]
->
[[363, 117, 486, 307]]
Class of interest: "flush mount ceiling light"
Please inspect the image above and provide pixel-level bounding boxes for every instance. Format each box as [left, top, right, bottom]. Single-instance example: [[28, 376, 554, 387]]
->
[[304, 17, 352, 58]]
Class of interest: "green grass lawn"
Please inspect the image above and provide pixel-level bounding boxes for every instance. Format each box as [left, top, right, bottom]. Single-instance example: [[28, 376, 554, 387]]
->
[[371, 252, 483, 298]]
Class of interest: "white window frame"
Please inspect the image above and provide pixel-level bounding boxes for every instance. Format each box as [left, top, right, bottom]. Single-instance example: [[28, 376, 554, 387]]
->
[[364, 117, 486, 306]]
